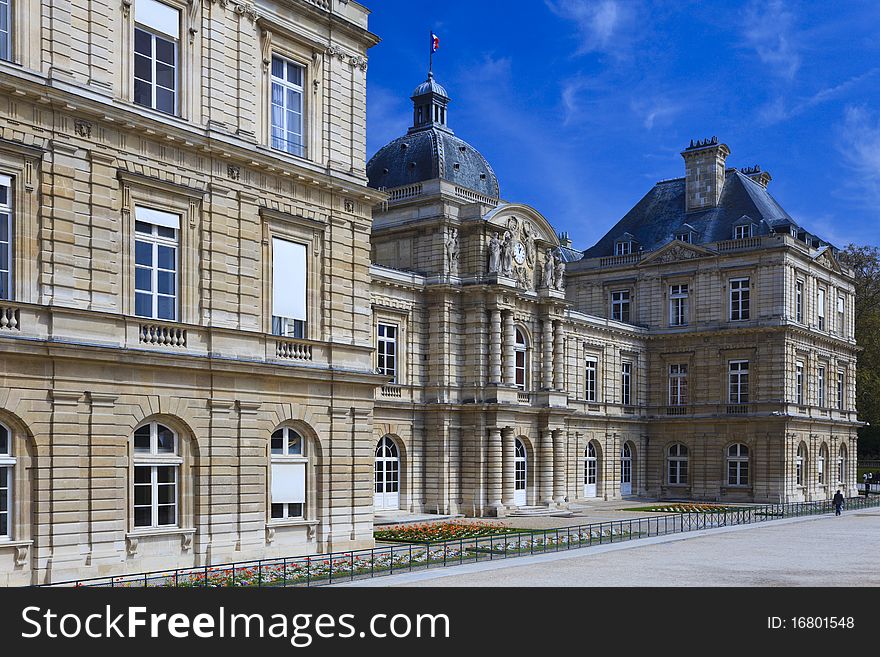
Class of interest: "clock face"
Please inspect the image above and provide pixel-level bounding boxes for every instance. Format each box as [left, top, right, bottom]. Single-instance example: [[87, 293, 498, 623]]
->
[[513, 241, 527, 265]]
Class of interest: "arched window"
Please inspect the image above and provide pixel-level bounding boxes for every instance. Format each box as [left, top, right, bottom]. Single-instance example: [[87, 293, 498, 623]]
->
[[727, 443, 749, 486], [620, 442, 633, 494], [270, 426, 308, 520], [514, 328, 528, 391], [374, 436, 400, 511], [796, 443, 807, 487], [838, 444, 847, 485], [0, 423, 14, 539], [667, 443, 688, 485], [584, 443, 597, 496], [818, 445, 828, 485], [133, 421, 180, 528], [514, 439, 527, 506]]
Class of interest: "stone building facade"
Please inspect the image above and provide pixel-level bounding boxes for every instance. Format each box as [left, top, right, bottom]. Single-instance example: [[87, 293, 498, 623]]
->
[[0, 0, 860, 587]]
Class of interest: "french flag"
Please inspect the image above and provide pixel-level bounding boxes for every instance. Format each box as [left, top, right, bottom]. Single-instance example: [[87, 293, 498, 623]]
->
[[431, 33, 440, 53]]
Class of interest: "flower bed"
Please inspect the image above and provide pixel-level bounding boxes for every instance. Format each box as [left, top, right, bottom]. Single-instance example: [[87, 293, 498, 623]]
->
[[374, 521, 523, 543], [621, 503, 743, 514]]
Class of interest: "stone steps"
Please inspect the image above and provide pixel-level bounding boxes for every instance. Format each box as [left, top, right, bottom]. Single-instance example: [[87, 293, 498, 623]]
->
[[507, 506, 574, 518]]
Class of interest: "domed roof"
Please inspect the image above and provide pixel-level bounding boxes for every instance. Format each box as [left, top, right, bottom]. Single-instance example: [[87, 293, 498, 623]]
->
[[367, 74, 500, 199]]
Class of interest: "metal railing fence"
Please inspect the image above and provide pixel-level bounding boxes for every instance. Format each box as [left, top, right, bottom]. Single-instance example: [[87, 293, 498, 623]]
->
[[45, 495, 880, 588]]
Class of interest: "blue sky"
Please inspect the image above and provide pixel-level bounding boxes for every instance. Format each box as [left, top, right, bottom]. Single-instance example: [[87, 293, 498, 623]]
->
[[365, 0, 880, 250]]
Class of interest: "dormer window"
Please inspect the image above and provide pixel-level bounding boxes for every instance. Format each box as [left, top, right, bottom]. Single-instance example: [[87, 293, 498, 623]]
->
[[789, 226, 798, 238], [615, 241, 632, 256], [675, 232, 692, 244], [734, 224, 752, 240]]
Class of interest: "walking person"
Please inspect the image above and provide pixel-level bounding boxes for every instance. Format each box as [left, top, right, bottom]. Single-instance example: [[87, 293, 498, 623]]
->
[[833, 489, 845, 516]]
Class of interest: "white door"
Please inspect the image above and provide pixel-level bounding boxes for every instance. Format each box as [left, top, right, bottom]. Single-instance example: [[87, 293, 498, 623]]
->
[[620, 443, 633, 495], [583, 443, 598, 497], [374, 436, 400, 510], [514, 439, 527, 506]]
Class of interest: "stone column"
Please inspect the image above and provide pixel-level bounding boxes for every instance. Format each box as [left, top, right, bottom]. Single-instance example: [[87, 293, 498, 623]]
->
[[540, 428, 555, 505], [542, 318, 554, 390], [487, 427, 503, 512], [489, 308, 502, 384], [503, 311, 515, 386], [553, 321, 565, 391], [501, 427, 516, 507], [553, 429, 567, 504]]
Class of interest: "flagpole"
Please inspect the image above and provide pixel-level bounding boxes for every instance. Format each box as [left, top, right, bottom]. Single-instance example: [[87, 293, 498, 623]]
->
[[429, 29, 433, 76]]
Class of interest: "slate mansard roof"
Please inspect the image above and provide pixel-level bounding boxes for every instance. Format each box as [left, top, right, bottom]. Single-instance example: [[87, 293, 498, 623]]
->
[[580, 169, 829, 259]]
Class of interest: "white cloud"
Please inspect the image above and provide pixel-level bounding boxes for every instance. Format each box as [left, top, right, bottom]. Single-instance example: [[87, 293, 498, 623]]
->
[[742, 0, 801, 80], [545, 0, 637, 56], [757, 68, 880, 125], [836, 105, 880, 207]]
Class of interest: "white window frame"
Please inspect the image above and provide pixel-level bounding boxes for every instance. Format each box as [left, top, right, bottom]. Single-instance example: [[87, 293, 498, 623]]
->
[[818, 446, 827, 485], [727, 443, 749, 486], [133, 0, 180, 115], [514, 328, 528, 391], [132, 421, 181, 530], [270, 54, 306, 157], [134, 210, 179, 321], [584, 357, 597, 402], [611, 290, 631, 323], [817, 365, 826, 407], [584, 443, 597, 486], [668, 363, 688, 406], [271, 237, 308, 339], [0, 174, 11, 301], [667, 444, 688, 485], [817, 287, 826, 331], [837, 370, 845, 410], [729, 278, 750, 321], [837, 296, 845, 335], [669, 284, 688, 326], [795, 280, 803, 323], [0, 0, 9, 64], [621, 361, 632, 406], [796, 445, 806, 487], [795, 361, 804, 406], [733, 224, 752, 240], [270, 426, 307, 521], [676, 232, 691, 243], [837, 446, 846, 485], [377, 322, 398, 383], [614, 240, 632, 256], [0, 422, 14, 540], [729, 360, 749, 404]]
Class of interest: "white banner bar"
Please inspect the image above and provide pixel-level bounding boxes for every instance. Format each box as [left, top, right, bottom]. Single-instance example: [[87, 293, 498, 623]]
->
[[135, 0, 180, 39], [135, 206, 181, 230], [271, 462, 306, 504], [272, 238, 307, 322]]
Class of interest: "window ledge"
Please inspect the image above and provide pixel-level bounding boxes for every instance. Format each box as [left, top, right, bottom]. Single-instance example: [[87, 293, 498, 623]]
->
[[0, 539, 33, 549], [266, 519, 318, 529], [126, 527, 196, 540]]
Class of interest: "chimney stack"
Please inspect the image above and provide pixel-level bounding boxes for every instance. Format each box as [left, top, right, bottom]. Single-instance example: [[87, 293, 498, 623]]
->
[[740, 165, 772, 189], [681, 137, 730, 213]]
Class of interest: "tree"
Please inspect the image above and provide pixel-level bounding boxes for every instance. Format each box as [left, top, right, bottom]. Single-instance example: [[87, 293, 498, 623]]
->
[[840, 244, 880, 458]]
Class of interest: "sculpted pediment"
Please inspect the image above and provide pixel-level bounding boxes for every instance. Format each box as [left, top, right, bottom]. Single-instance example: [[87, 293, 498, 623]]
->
[[814, 247, 843, 273], [640, 240, 715, 265]]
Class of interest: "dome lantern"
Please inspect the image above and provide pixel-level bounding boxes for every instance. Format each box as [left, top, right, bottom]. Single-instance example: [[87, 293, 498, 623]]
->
[[410, 72, 450, 132]]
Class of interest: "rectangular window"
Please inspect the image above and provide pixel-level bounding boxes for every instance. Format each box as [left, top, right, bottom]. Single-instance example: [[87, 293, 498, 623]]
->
[[621, 361, 632, 406], [817, 288, 826, 331], [818, 366, 826, 407], [271, 462, 306, 520], [837, 296, 845, 335], [0, 174, 11, 301], [729, 278, 750, 321], [134, 207, 179, 321], [837, 371, 845, 410], [614, 241, 632, 256], [795, 361, 804, 406], [0, 0, 10, 62], [676, 232, 691, 243], [611, 290, 631, 323], [585, 357, 597, 402], [133, 465, 177, 528], [669, 363, 688, 406], [271, 55, 305, 157], [734, 225, 751, 239], [377, 323, 398, 383], [729, 360, 749, 404], [669, 284, 689, 326], [133, 0, 180, 115], [272, 237, 307, 339], [795, 280, 803, 323]]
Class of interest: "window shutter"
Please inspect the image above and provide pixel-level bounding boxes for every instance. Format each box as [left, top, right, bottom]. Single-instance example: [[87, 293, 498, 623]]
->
[[135, 0, 180, 39], [135, 206, 181, 230], [271, 462, 306, 503], [272, 238, 307, 322]]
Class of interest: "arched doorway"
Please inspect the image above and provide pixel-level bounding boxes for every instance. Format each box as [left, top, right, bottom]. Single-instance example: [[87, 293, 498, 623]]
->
[[620, 442, 633, 495], [514, 438, 527, 506], [583, 443, 598, 498], [374, 436, 400, 510]]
